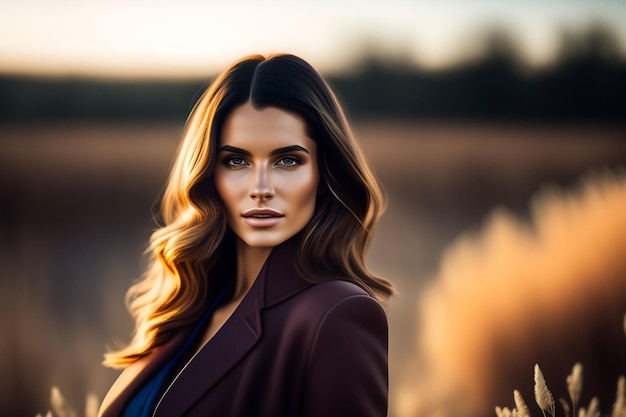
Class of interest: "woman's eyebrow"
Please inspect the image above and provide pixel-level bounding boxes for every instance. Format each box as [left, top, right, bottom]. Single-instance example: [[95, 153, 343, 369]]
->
[[270, 145, 309, 156], [217, 145, 252, 156], [218, 144, 309, 156]]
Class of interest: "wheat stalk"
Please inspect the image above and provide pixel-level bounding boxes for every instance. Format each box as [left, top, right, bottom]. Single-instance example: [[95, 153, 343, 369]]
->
[[612, 376, 626, 417], [35, 387, 99, 417], [560, 397, 571, 417], [496, 403, 519, 417], [496, 320, 626, 417], [567, 362, 583, 417], [50, 386, 78, 417], [580, 397, 600, 417], [534, 364, 556, 417], [515, 389, 531, 417], [85, 393, 100, 417]]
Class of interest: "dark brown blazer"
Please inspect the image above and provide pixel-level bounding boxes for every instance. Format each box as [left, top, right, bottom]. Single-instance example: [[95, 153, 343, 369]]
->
[[98, 241, 389, 417]]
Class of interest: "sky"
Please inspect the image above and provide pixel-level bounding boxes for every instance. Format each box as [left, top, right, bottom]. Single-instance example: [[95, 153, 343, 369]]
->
[[1, 0, 625, 78]]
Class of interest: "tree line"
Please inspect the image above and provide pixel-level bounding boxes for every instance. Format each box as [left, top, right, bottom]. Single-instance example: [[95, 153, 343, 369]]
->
[[1, 25, 625, 123]]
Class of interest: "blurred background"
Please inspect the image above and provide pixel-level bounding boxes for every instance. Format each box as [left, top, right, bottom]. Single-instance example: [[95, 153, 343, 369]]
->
[[1, 1, 625, 416]]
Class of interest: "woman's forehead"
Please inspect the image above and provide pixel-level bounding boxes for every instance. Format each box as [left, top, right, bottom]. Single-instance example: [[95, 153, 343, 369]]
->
[[219, 104, 315, 153]]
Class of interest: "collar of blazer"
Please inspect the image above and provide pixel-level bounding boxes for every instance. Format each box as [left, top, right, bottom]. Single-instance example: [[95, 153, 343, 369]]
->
[[98, 237, 312, 417]]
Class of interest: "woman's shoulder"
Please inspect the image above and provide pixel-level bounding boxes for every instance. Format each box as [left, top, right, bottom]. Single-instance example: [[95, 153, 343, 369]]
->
[[288, 279, 386, 321], [305, 279, 371, 299]]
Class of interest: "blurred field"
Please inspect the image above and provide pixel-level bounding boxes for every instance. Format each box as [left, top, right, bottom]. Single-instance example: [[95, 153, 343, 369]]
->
[[1, 122, 625, 417]]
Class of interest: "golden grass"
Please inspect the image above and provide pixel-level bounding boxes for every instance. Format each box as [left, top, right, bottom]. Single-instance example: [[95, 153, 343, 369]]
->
[[396, 169, 626, 417], [534, 365, 556, 417], [496, 361, 625, 417], [35, 387, 99, 417]]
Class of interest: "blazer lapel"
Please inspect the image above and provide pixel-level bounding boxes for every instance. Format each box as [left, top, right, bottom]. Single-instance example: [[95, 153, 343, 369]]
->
[[100, 238, 312, 417], [153, 271, 264, 417], [155, 252, 267, 417], [153, 238, 311, 416], [261, 238, 313, 308]]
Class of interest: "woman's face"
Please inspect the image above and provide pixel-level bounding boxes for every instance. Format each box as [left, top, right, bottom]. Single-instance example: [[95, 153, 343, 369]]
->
[[214, 103, 319, 249]]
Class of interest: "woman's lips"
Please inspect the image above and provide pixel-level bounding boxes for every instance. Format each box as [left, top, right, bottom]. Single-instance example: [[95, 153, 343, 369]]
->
[[242, 208, 284, 228]]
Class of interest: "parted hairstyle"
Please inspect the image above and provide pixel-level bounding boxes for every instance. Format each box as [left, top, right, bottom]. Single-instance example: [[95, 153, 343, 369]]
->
[[104, 53, 394, 368]]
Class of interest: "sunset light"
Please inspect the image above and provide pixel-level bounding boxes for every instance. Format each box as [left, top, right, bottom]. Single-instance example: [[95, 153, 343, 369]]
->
[[3, 2, 626, 416], [1, 0, 625, 78]]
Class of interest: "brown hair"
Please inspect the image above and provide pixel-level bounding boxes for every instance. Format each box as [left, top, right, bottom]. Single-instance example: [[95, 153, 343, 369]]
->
[[104, 53, 394, 368]]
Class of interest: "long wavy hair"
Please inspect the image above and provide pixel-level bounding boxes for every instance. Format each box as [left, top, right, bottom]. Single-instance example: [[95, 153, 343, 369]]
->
[[104, 53, 394, 368]]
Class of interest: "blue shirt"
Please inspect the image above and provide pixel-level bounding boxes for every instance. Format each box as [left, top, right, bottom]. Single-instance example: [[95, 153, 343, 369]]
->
[[121, 287, 231, 417]]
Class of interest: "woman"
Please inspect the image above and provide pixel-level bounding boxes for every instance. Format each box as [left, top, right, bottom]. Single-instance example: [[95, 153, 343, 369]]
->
[[98, 53, 394, 417]]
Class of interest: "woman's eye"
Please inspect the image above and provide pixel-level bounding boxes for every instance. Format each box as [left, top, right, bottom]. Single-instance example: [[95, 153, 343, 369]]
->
[[275, 156, 300, 167], [225, 157, 249, 167]]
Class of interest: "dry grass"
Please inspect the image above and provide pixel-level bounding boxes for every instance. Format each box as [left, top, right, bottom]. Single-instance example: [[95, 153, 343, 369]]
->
[[534, 365, 556, 417], [496, 361, 626, 417], [396, 169, 626, 417], [35, 387, 99, 417], [3, 123, 626, 416]]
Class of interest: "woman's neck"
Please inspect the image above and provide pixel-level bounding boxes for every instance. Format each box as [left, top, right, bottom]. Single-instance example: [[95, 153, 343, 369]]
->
[[233, 239, 273, 300]]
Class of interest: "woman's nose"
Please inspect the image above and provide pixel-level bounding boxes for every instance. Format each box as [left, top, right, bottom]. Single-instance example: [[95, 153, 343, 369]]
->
[[250, 165, 274, 200]]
